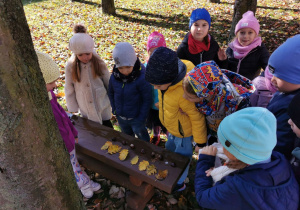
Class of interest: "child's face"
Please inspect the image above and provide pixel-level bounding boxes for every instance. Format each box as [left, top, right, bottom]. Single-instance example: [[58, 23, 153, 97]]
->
[[46, 80, 57, 92], [151, 83, 171, 91], [190, 19, 209, 42], [76, 53, 92, 64], [148, 47, 158, 57], [223, 147, 238, 161], [118, 66, 134, 76], [288, 119, 300, 138], [237, 28, 256, 47], [183, 86, 201, 103], [271, 76, 300, 93]]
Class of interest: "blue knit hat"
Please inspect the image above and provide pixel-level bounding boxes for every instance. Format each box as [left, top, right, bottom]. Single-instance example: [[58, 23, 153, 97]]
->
[[218, 107, 277, 165], [268, 34, 300, 84], [189, 8, 211, 28], [145, 47, 186, 85]]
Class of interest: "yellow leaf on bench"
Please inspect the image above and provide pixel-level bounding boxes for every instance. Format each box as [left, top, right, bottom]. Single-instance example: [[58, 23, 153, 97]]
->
[[108, 144, 122, 154], [119, 149, 129, 161], [101, 141, 113, 150], [130, 155, 139, 165], [138, 160, 149, 171], [155, 169, 168, 180], [146, 164, 157, 176]]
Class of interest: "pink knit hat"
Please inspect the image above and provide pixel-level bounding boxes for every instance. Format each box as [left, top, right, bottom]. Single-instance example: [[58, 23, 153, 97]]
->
[[235, 11, 260, 35], [147, 31, 166, 53]]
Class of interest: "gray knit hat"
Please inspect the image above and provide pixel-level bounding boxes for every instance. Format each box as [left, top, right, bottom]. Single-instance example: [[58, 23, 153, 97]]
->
[[69, 33, 94, 54], [113, 42, 137, 68]]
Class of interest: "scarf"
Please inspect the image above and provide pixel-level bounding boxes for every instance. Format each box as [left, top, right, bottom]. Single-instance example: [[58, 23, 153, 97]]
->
[[113, 58, 141, 83], [188, 33, 210, 54], [229, 37, 262, 59]]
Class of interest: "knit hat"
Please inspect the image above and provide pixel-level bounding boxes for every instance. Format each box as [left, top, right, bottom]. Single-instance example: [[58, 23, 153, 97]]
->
[[113, 42, 137, 68], [69, 33, 94, 54], [235, 11, 260, 35], [218, 107, 277, 165], [189, 8, 211, 28], [288, 92, 300, 129], [147, 31, 166, 53], [187, 61, 223, 98], [268, 34, 300, 84], [145, 47, 185, 85], [36, 51, 60, 84]]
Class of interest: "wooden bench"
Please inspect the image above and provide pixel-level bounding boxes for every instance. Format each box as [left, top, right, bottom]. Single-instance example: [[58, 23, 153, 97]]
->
[[72, 115, 190, 210]]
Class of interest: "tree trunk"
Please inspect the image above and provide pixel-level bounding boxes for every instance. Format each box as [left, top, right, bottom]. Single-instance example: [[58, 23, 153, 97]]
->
[[102, 0, 116, 15], [228, 0, 257, 42], [207, 0, 220, 3], [0, 1, 85, 209]]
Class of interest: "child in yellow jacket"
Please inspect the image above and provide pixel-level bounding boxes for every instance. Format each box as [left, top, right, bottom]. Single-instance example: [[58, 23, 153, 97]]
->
[[145, 47, 207, 192]]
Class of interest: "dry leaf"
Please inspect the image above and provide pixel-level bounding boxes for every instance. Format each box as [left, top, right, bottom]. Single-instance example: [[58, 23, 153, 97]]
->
[[146, 164, 157, 175], [155, 169, 168, 180], [138, 160, 149, 171], [101, 141, 112, 150], [130, 155, 139, 165], [119, 149, 128, 161], [108, 144, 122, 154]]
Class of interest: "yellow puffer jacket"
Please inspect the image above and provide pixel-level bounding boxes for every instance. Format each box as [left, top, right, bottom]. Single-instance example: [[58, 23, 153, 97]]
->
[[158, 60, 207, 144]]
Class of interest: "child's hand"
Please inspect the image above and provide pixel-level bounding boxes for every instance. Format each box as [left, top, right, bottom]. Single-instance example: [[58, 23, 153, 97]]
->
[[205, 167, 214, 177], [195, 145, 201, 153], [155, 102, 159, 109], [75, 137, 79, 144], [218, 47, 227, 61], [201, 145, 217, 156]]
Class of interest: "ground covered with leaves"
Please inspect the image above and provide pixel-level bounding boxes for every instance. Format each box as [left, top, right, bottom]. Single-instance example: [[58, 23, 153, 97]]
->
[[23, 0, 300, 209]]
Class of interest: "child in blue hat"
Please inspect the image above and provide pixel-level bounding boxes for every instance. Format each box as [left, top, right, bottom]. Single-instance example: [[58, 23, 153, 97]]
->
[[195, 107, 299, 209], [177, 8, 227, 67]]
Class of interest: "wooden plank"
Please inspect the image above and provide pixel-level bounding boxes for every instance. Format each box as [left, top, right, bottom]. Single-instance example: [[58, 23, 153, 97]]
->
[[73, 115, 190, 194], [126, 189, 155, 210]]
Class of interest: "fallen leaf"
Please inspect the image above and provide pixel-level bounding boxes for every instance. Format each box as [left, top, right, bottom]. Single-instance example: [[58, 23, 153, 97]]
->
[[155, 169, 168, 180], [108, 144, 121, 154], [146, 164, 157, 175], [119, 149, 128, 161], [138, 160, 149, 171], [130, 155, 139, 165], [101, 141, 112, 150]]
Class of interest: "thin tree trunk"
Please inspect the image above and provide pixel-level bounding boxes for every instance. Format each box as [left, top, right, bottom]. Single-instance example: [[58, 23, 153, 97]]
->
[[228, 0, 257, 42], [0, 1, 84, 209], [207, 0, 220, 3], [102, 0, 116, 15]]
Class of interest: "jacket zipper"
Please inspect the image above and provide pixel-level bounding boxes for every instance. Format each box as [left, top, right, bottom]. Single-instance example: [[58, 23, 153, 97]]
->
[[121, 82, 125, 116], [200, 51, 204, 63]]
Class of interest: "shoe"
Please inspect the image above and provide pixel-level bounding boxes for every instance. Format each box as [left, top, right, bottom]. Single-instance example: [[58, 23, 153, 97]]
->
[[90, 180, 101, 192], [172, 183, 186, 193], [80, 182, 94, 198], [150, 136, 161, 146], [77, 171, 94, 199]]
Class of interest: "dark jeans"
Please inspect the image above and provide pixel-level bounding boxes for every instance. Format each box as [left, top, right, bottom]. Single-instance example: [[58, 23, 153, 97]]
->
[[116, 116, 150, 142]]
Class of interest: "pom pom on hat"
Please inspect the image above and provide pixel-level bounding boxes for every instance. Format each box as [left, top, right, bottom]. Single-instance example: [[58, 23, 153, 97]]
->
[[268, 34, 300, 84], [189, 8, 211, 28], [69, 33, 95, 55], [36, 51, 60, 84], [235, 11, 260, 35], [288, 92, 300, 129], [147, 31, 166, 53], [217, 107, 277, 165], [113, 42, 137, 68]]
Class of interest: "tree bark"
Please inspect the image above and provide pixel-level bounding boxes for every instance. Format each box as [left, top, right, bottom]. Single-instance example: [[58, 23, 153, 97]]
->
[[0, 1, 85, 209], [102, 0, 116, 15], [228, 0, 257, 42], [207, 0, 220, 3]]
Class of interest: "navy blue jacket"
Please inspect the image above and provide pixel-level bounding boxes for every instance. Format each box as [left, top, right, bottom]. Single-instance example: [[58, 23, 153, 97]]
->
[[195, 151, 299, 210], [108, 63, 152, 122], [267, 89, 300, 159]]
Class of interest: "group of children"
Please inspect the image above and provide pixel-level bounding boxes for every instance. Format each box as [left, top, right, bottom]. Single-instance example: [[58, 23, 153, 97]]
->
[[35, 6, 299, 209]]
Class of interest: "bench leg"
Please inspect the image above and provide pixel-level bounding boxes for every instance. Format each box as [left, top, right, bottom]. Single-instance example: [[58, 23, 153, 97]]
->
[[126, 186, 155, 210]]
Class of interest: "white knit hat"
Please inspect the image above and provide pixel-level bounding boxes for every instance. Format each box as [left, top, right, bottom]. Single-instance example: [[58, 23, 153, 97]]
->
[[36, 51, 60, 84], [69, 33, 95, 54], [113, 42, 137, 68]]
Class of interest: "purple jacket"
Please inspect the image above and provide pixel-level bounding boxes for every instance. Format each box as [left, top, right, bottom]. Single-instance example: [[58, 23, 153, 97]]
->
[[50, 90, 77, 153]]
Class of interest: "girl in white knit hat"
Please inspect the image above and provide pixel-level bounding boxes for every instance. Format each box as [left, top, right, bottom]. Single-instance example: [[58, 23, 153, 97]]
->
[[64, 24, 112, 127]]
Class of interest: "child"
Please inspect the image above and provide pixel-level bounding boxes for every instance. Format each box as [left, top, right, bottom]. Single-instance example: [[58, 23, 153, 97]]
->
[[195, 107, 299, 209], [183, 60, 253, 144], [145, 47, 207, 191], [108, 42, 152, 142], [36, 51, 100, 199], [226, 11, 270, 80], [267, 34, 300, 160], [288, 92, 300, 185], [64, 24, 112, 128], [177, 8, 227, 67], [145, 31, 168, 145]]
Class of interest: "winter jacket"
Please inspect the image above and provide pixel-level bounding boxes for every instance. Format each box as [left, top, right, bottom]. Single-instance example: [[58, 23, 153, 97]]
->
[[108, 61, 152, 123], [195, 151, 299, 210], [267, 88, 300, 160], [64, 54, 112, 124], [50, 90, 77, 153], [177, 32, 226, 68], [226, 43, 270, 80], [158, 60, 207, 144]]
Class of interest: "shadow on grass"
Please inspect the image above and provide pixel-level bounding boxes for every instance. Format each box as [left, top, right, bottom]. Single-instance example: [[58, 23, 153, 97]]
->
[[22, 0, 45, 6], [71, 0, 102, 7]]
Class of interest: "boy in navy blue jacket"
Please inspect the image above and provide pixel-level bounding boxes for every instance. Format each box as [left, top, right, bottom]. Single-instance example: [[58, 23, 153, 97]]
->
[[195, 107, 299, 210], [108, 42, 152, 142], [267, 35, 300, 160]]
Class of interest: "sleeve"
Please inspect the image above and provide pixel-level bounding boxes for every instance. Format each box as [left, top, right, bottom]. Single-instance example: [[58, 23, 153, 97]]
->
[[137, 78, 152, 122], [64, 61, 79, 112], [179, 97, 207, 144], [66, 113, 78, 138], [259, 43, 270, 71], [176, 42, 188, 60], [108, 75, 116, 114], [195, 154, 240, 209]]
